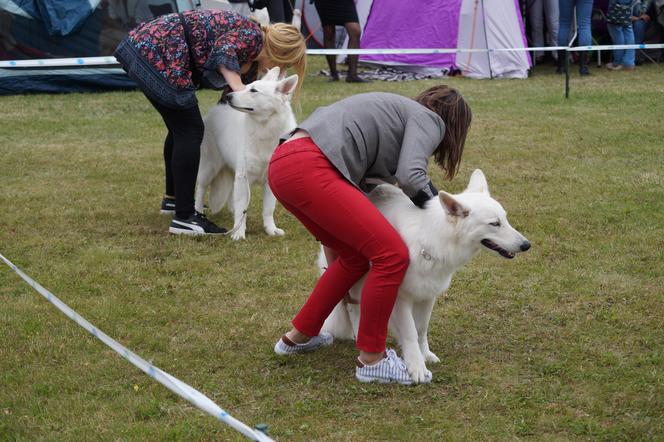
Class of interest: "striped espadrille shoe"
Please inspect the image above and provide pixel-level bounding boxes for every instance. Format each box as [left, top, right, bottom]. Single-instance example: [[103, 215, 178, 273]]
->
[[274, 332, 333, 355], [355, 349, 431, 385]]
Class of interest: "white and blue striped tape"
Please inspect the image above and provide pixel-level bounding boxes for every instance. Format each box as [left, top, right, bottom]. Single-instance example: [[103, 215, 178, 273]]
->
[[0, 253, 274, 442], [1, 44, 663, 68]]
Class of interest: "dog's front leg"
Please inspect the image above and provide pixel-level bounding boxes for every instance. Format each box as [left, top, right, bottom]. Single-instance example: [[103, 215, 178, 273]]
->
[[262, 184, 284, 237], [230, 173, 250, 240], [389, 297, 430, 383], [412, 298, 440, 363]]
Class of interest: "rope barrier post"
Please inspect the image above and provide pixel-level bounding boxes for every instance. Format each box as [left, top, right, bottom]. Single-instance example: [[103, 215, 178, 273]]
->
[[564, 49, 570, 99]]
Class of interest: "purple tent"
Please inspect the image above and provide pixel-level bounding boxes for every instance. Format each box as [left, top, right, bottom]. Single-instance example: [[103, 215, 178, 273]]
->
[[358, 0, 530, 78]]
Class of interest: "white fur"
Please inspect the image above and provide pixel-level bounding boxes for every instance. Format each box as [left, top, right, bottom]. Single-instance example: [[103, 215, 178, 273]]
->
[[195, 67, 298, 240], [321, 169, 530, 383]]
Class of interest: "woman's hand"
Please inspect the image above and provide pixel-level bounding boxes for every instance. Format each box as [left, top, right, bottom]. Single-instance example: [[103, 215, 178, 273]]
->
[[218, 65, 246, 92]]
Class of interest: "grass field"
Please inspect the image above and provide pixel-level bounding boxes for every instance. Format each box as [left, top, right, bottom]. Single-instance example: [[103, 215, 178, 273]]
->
[[1, 57, 663, 441]]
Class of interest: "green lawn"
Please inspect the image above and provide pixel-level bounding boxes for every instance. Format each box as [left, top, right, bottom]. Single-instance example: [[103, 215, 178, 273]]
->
[[1, 58, 663, 441]]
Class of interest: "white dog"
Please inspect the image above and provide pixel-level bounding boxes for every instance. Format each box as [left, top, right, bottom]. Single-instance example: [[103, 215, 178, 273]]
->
[[321, 169, 531, 383], [195, 67, 298, 240]]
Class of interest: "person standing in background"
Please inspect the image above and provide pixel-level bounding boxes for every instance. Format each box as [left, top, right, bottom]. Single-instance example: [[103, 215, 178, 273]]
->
[[313, 0, 369, 82], [557, 0, 594, 75], [528, 0, 560, 63], [606, 0, 636, 70]]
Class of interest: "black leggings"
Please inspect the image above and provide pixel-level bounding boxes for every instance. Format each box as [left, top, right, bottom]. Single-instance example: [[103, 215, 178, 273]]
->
[[148, 97, 204, 218]]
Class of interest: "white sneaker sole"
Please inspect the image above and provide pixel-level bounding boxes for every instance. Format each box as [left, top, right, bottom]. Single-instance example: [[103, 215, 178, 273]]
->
[[355, 374, 414, 385], [168, 227, 224, 236]]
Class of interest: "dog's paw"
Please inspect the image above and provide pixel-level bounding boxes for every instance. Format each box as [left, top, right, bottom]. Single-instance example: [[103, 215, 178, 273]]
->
[[407, 360, 433, 384], [265, 226, 285, 236], [423, 350, 440, 363], [230, 229, 246, 241]]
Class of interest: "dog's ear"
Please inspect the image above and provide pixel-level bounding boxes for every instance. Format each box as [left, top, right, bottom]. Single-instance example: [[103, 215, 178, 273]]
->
[[465, 169, 490, 195], [276, 74, 299, 96], [439, 191, 469, 218], [262, 66, 281, 81]]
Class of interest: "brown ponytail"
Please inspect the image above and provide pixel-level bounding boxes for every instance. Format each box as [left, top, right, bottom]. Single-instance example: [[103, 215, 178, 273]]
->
[[414, 85, 472, 180]]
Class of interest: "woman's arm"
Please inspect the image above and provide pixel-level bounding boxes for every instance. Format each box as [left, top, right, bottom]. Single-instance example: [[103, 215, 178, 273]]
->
[[218, 65, 246, 92]]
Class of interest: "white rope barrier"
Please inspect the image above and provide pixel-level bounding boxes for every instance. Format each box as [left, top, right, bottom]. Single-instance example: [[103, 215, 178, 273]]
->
[[0, 253, 274, 442], [1, 44, 663, 68]]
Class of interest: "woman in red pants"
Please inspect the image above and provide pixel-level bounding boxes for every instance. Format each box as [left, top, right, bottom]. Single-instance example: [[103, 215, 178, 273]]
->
[[269, 86, 472, 385]]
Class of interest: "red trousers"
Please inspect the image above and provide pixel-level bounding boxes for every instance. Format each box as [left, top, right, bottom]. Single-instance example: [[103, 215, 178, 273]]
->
[[268, 137, 409, 353]]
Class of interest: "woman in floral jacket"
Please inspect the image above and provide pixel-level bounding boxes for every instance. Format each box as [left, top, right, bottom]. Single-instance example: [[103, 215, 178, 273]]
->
[[114, 9, 306, 235]]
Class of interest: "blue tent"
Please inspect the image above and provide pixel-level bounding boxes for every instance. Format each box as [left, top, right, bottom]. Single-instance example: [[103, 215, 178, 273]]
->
[[0, 0, 180, 94]]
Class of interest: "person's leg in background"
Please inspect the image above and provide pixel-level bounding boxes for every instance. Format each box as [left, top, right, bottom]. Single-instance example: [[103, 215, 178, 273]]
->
[[607, 23, 626, 68], [576, 0, 594, 75], [282, 0, 294, 23], [267, 0, 285, 23], [633, 18, 648, 44], [622, 23, 636, 68], [529, 0, 546, 61], [344, 21, 369, 82], [322, 24, 339, 81], [556, 0, 574, 73], [545, 0, 560, 61]]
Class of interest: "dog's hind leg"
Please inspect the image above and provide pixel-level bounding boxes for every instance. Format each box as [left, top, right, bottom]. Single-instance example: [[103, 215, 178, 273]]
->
[[208, 169, 233, 214], [321, 301, 355, 340], [229, 173, 250, 240], [262, 183, 285, 236], [195, 165, 215, 214], [389, 297, 429, 383], [412, 298, 440, 363]]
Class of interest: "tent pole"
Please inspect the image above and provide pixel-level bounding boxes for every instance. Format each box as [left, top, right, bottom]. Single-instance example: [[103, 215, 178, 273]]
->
[[479, 0, 493, 79]]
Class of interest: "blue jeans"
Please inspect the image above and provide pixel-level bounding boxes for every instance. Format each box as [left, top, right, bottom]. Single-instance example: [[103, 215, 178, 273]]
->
[[607, 23, 635, 66], [633, 18, 648, 44], [557, 0, 594, 46]]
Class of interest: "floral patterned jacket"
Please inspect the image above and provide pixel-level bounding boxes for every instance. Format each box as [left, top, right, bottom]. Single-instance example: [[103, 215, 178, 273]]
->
[[114, 10, 263, 109]]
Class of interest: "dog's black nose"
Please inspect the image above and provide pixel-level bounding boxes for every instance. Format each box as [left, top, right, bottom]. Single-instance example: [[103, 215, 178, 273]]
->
[[520, 241, 531, 252]]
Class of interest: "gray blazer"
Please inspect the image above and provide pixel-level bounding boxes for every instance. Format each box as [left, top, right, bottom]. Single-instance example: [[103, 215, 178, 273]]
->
[[295, 92, 445, 198]]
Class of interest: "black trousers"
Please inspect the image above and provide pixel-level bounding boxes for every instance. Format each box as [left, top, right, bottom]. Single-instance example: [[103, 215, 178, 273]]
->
[[147, 97, 204, 218]]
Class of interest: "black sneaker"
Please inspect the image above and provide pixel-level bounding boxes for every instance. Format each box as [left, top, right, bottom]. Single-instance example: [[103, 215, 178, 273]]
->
[[169, 211, 227, 236], [160, 197, 176, 215]]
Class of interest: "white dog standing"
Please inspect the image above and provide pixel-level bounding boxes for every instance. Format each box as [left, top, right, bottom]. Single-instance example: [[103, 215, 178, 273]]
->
[[195, 67, 298, 240], [321, 169, 531, 383]]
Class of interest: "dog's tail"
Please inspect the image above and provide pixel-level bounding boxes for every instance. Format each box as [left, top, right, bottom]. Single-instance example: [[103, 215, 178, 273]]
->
[[317, 246, 356, 340], [208, 171, 233, 214]]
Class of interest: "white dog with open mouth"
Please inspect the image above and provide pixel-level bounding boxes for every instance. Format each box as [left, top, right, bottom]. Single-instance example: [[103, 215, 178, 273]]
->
[[321, 169, 531, 383], [195, 66, 298, 240]]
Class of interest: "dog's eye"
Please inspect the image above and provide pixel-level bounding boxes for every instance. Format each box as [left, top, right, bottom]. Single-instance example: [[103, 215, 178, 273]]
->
[[490, 221, 501, 227], [250, 88, 258, 93]]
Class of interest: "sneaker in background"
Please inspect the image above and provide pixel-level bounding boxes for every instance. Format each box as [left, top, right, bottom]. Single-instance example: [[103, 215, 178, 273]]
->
[[160, 197, 176, 215]]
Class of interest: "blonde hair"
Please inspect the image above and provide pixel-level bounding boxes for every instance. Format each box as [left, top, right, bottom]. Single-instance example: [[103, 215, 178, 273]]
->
[[260, 22, 307, 100]]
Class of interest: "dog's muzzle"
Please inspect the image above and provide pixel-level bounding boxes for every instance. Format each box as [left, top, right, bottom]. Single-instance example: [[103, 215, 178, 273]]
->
[[481, 239, 518, 259]]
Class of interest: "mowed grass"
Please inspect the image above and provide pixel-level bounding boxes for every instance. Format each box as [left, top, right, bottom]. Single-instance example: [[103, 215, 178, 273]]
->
[[1, 57, 663, 441]]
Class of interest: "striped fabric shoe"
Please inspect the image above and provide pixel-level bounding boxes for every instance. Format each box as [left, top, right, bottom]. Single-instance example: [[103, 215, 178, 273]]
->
[[355, 349, 432, 385], [274, 332, 333, 355]]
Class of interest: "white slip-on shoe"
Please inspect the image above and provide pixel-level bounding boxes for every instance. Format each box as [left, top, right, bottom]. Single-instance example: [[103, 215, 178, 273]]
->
[[274, 332, 333, 355], [355, 349, 432, 385]]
